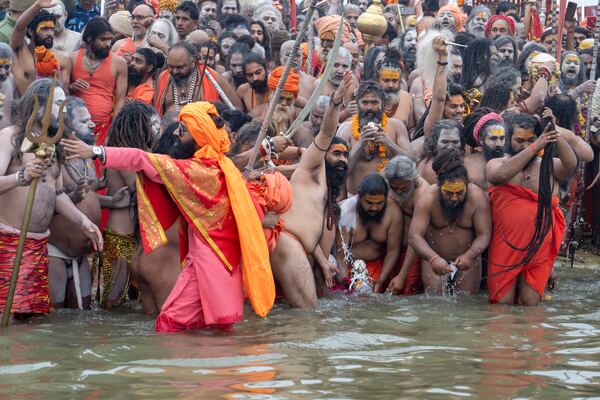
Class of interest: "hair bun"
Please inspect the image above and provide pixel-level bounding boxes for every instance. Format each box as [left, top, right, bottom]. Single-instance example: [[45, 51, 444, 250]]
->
[[432, 148, 463, 176]]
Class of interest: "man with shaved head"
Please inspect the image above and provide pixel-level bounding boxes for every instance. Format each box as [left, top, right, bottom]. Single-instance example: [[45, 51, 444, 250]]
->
[[292, 95, 330, 148], [279, 39, 317, 110]]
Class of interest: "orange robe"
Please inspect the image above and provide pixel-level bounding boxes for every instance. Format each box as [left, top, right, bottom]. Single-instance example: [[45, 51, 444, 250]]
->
[[487, 184, 565, 303], [397, 247, 423, 295], [153, 65, 220, 116], [127, 79, 155, 105]]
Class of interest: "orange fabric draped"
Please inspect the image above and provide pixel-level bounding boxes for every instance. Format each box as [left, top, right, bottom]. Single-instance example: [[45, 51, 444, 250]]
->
[[128, 79, 155, 105], [34, 46, 59, 77], [437, 4, 465, 32], [487, 184, 565, 303], [397, 248, 423, 296], [267, 66, 300, 95], [153, 65, 220, 116], [179, 102, 274, 318]]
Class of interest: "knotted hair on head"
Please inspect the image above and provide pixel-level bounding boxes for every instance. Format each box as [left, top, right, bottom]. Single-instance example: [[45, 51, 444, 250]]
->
[[432, 148, 468, 185]]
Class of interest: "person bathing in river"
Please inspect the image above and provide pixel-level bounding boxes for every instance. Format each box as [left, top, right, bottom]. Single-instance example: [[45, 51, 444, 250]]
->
[[337, 173, 403, 293], [409, 149, 491, 295]]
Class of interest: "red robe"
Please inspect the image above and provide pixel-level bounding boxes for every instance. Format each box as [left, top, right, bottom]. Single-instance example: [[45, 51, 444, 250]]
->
[[487, 184, 565, 303]]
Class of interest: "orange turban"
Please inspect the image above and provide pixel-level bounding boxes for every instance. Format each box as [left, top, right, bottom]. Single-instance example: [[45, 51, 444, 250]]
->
[[315, 15, 351, 43], [267, 66, 300, 95], [437, 4, 464, 32], [34, 46, 59, 77], [179, 102, 274, 318]]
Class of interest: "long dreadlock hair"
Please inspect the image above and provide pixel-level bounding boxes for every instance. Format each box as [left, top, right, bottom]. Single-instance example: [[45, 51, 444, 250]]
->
[[491, 113, 555, 273], [377, 45, 403, 77], [462, 106, 494, 148], [461, 37, 493, 90], [106, 101, 157, 150], [478, 81, 513, 113]]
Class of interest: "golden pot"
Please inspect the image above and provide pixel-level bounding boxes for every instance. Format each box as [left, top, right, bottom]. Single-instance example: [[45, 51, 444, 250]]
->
[[356, 0, 388, 45]]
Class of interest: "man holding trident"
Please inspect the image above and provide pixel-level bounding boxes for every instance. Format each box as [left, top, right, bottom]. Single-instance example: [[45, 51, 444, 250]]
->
[[0, 78, 102, 324]]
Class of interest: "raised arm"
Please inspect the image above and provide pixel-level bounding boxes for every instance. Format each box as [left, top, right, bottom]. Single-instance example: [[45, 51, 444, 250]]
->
[[10, 0, 55, 52], [423, 36, 448, 136], [299, 72, 352, 171]]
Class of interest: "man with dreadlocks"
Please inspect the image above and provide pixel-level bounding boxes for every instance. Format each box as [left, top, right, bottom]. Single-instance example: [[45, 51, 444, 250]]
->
[[486, 113, 577, 305], [10, 0, 72, 97], [269, 72, 353, 308], [97, 102, 159, 309], [461, 37, 499, 94], [0, 79, 102, 321], [376, 46, 414, 133], [409, 149, 491, 295], [338, 80, 412, 196]]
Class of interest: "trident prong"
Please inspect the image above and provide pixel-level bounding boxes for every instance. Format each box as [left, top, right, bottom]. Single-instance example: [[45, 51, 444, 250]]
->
[[23, 73, 68, 147]]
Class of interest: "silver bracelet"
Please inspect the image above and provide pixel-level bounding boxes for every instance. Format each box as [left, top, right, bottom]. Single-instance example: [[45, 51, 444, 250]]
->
[[15, 169, 27, 186]]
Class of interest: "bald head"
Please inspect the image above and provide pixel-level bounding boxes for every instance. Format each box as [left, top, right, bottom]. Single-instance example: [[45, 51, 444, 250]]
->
[[186, 29, 209, 46]]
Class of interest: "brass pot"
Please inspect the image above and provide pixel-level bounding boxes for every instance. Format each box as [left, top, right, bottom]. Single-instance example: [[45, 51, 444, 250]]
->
[[356, 0, 388, 45]]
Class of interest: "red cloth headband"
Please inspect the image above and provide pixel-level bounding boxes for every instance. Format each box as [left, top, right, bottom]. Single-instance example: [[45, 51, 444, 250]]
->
[[473, 112, 504, 147]]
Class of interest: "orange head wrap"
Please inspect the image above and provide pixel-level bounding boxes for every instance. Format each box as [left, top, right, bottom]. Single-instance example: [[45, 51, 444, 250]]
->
[[267, 66, 300, 95], [179, 102, 230, 159], [34, 46, 59, 77], [315, 15, 351, 43], [260, 172, 292, 214], [437, 4, 465, 32], [179, 101, 274, 318]]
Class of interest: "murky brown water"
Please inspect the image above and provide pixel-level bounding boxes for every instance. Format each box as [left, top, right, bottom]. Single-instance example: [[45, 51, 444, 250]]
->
[[2, 264, 600, 399]]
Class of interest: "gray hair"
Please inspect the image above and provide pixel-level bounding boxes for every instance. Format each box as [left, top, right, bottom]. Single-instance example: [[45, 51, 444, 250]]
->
[[315, 95, 330, 110], [337, 46, 352, 64], [468, 5, 491, 21], [343, 4, 360, 14], [254, 6, 282, 27], [383, 155, 419, 182], [0, 42, 13, 59]]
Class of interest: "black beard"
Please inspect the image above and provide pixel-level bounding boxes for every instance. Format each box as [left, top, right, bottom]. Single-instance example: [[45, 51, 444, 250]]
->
[[358, 108, 383, 126], [249, 78, 268, 93], [402, 49, 416, 70], [91, 45, 110, 59], [450, 73, 462, 83], [169, 139, 197, 159], [438, 193, 466, 223], [172, 73, 191, 87], [482, 144, 504, 160], [232, 74, 246, 87], [561, 74, 579, 87], [357, 200, 386, 224], [74, 130, 95, 145], [34, 34, 53, 49], [325, 158, 347, 191], [128, 68, 144, 86]]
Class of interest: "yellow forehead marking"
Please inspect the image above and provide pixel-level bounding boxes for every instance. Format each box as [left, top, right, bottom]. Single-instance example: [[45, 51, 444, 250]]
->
[[564, 55, 579, 63], [441, 181, 466, 193], [380, 69, 401, 80], [37, 21, 55, 32], [0, 58, 10, 65], [488, 128, 505, 137], [477, 12, 487, 18]]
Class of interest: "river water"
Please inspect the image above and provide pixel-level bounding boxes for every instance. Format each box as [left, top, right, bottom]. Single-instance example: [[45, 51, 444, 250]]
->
[[2, 263, 600, 399]]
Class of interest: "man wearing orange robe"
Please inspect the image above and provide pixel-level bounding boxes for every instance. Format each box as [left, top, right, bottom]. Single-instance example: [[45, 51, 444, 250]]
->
[[63, 102, 275, 332], [127, 48, 161, 105], [485, 113, 577, 305]]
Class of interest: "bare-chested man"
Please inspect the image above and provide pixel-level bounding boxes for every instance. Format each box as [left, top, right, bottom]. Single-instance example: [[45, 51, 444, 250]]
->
[[463, 110, 506, 190], [417, 119, 464, 184], [270, 72, 353, 308], [0, 79, 102, 321], [409, 149, 491, 294], [384, 156, 430, 295], [48, 98, 129, 309], [317, 47, 358, 122], [279, 40, 317, 109], [47, 0, 81, 52], [338, 173, 403, 293], [237, 53, 270, 113], [376, 48, 414, 132], [485, 113, 577, 305], [292, 96, 329, 148], [338, 80, 412, 195], [10, 0, 72, 97], [154, 41, 242, 116], [0, 43, 15, 130]]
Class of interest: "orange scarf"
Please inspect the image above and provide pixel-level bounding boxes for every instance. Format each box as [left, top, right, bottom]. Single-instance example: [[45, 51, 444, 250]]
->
[[179, 102, 274, 318], [34, 46, 59, 77]]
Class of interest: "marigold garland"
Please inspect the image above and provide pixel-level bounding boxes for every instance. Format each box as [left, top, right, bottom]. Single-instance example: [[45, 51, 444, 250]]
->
[[352, 113, 388, 171]]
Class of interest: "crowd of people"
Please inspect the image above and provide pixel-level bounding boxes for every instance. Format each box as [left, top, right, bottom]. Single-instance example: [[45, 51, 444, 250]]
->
[[0, 0, 599, 332]]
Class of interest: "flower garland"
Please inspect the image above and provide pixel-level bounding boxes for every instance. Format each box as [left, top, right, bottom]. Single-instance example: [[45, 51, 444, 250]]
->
[[352, 113, 389, 171]]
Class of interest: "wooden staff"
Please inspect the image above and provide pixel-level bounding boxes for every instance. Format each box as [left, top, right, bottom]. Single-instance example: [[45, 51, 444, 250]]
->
[[244, 0, 319, 175], [550, 0, 557, 55], [2, 75, 67, 327]]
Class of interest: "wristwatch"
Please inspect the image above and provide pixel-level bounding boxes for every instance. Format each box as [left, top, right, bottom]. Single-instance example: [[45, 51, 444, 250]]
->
[[91, 146, 103, 160]]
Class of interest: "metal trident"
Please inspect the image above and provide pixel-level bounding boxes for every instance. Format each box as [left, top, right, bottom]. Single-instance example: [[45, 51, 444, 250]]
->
[[2, 74, 68, 327]]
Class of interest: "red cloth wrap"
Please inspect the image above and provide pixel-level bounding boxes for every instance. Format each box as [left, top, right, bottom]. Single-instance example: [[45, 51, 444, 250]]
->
[[0, 228, 50, 314], [485, 15, 515, 37], [347, 258, 384, 281], [487, 184, 565, 303], [397, 247, 423, 295]]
